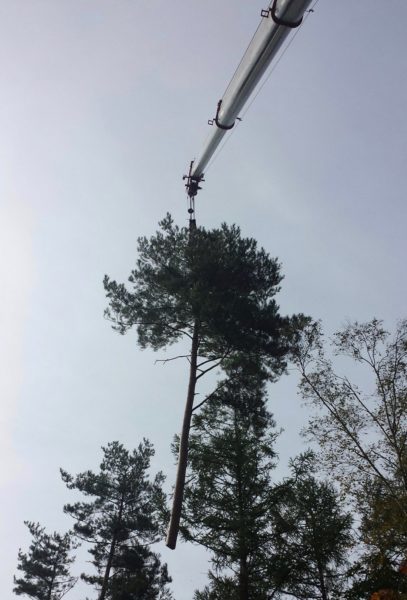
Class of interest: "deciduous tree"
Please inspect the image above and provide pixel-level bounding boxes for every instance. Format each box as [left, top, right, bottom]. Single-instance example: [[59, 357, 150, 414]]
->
[[294, 319, 407, 509], [294, 319, 407, 595]]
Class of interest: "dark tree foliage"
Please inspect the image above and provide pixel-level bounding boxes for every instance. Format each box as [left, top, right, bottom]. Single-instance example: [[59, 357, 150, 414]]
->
[[180, 370, 352, 600], [345, 480, 407, 600], [108, 545, 173, 600], [61, 441, 171, 600], [270, 455, 353, 600], [193, 573, 238, 600], [104, 214, 304, 369], [178, 369, 280, 599], [104, 214, 309, 548], [346, 552, 407, 600], [13, 521, 77, 600]]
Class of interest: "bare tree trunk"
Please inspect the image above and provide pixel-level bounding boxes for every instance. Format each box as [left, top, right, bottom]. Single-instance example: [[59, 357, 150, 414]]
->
[[317, 561, 329, 600], [239, 554, 249, 600], [99, 499, 123, 600], [166, 320, 200, 549], [98, 535, 117, 600]]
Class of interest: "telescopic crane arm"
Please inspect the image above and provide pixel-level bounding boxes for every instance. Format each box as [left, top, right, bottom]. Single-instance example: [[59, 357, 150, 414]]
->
[[184, 0, 312, 206]]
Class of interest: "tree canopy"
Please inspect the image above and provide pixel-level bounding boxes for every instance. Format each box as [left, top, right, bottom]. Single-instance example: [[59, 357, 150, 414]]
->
[[61, 441, 171, 600], [104, 213, 308, 376], [294, 319, 407, 597], [14, 522, 77, 600], [295, 319, 407, 504]]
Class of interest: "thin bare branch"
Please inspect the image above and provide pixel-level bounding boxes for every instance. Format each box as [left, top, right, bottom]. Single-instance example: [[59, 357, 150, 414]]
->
[[155, 354, 191, 365], [196, 360, 223, 381], [192, 379, 229, 413]]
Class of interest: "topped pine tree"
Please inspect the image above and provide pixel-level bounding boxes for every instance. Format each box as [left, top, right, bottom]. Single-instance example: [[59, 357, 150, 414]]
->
[[104, 215, 310, 548]]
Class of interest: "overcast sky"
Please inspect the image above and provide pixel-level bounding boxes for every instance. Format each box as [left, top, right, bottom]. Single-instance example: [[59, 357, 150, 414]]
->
[[1, 1, 406, 598]]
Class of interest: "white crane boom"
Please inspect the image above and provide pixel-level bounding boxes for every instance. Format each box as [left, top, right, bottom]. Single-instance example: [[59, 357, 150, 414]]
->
[[184, 0, 312, 201]]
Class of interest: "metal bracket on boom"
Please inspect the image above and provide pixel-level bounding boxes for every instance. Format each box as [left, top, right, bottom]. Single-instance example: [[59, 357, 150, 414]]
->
[[215, 100, 235, 130], [262, 1, 303, 28], [208, 100, 241, 130]]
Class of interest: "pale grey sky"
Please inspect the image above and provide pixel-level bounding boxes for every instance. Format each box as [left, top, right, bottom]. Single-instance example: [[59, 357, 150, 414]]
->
[[1, 1, 406, 598]]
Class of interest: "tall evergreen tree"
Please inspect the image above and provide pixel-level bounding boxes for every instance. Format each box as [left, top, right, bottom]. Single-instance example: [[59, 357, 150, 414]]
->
[[179, 371, 353, 600], [270, 455, 353, 600], [14, 522, 77, 600], [61, 441, 172, 600], [104, 214, 309, 548], [177, 368, 280, 599]]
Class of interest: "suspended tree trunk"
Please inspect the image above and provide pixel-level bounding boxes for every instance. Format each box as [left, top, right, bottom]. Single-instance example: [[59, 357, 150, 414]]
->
[[166, 319, 200, 549]]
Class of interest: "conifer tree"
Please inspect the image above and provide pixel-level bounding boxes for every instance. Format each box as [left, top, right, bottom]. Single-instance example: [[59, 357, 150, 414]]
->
[[177, 368, 280, 599], [180, 371, 352, 600], [270, 455, 353, 600], [61, 441, 171, 600], [104, 214, 309, 548], [14, 522, 77, 600], [108, 544, 173, 600]]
